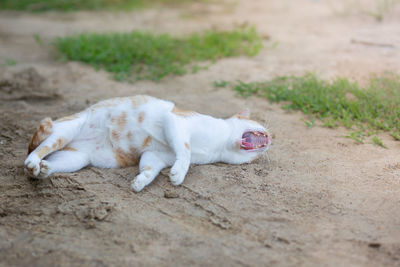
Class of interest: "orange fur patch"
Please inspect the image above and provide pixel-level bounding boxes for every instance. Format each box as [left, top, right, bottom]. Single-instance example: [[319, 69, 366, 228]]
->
[[111, 112, 127, 129], [114, 147, 139, 167], [28, 118, 53, 154], [90, 102, 117, 111], [28, 132, 43, 154], [25, 166, 35, 176], [138, 112, 145, 123], [235, 114, 253, 121], [62, 147, 77, 152], [55, 138, 67, 150], [39, 161, 50, 172], [142, 136, 152, 149], [55, 114, 78, 122], [111, 130, 120, 141], [36, 146, 51, 159], [126, 131, 133, 140], [171, 106, 196, 117], [185, 142, 190, 150], [142, 166, 152, 171], [130, 95, 148, 107], [90, 96, 149, 112]]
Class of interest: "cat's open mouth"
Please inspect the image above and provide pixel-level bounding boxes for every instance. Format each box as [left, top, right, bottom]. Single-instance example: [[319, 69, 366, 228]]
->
[[241, 131, 270, 151]]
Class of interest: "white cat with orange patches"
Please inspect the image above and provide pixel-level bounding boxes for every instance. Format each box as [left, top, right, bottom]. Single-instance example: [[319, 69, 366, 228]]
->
[[24, 95, 271, 192]]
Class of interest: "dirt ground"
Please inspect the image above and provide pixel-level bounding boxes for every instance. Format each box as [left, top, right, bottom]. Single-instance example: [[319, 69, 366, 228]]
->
[[1, 0, 400, 266]]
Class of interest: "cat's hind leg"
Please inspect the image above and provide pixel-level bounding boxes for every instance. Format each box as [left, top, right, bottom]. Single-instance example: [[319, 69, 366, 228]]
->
[[35, 150, 90, 178], [131, 151, 172, 192], [25, 112, 87, 178]]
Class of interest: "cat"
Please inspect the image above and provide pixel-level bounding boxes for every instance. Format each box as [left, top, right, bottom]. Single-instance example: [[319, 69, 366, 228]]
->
[[24, 95, 272, 192]]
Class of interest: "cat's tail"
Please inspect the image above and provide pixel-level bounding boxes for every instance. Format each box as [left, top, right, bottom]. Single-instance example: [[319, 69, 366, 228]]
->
[[27, 117, 53, 155]]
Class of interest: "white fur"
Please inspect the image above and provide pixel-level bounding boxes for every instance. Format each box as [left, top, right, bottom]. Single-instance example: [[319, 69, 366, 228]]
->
[[24, 95, 271, 192]]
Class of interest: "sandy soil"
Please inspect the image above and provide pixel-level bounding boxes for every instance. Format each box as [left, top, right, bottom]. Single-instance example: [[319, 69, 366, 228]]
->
[[1, 0, 400, 266]]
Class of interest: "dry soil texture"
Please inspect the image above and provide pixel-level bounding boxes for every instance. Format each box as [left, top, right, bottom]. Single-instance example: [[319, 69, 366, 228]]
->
[[1, 0, 400, 266]]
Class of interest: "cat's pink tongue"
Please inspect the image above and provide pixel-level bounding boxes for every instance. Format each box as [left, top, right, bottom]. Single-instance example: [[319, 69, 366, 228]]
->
[[241, 131, 268, 150]]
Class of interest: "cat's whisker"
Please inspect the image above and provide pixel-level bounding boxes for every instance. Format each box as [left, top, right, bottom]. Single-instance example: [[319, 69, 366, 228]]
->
[[265, 152, 271, 164], [265, 117, 271, 128], [262, 117, 272, 135], [264, 151, 272, 171]]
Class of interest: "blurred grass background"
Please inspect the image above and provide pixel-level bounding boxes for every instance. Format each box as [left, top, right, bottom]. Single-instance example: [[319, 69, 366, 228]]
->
[[55, 27, 262, 81], [0, 0, 205, 11]]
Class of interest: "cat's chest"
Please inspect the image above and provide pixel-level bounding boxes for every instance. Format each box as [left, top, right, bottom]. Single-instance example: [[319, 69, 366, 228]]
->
[[189, 132, 226, 164]]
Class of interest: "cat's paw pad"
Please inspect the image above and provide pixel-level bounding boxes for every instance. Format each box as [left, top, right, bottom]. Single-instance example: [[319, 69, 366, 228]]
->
[[131, 174, 146, 192], [24, 156, 41, 177], [37, 160, 52, 179]]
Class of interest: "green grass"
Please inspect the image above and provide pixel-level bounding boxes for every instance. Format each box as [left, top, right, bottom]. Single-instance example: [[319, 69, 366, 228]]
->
[[3, 59, 17, 66], [213, 80, 228, 88], [367, 0, 399, 21], [345, 130, 365, 144], [372, 135, 387, 148], [0, 0, 200, 12], [301, 118, 315, 128], [233, 73, 400, 144], [33, 33, 44, 45], [55, 27, 262, 81]]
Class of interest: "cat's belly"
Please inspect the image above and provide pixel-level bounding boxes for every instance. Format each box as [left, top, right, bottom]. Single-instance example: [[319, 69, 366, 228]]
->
[[106, 108, 169, 156], [94, 125, 168, 168], [75, 136, 141, 169], [78, 101, 171, 168], [86, 127, 143, 168]]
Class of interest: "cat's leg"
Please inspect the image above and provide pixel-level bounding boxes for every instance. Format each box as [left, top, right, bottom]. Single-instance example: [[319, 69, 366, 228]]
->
[[163, 115, 191, 186], [27, 117, 53, 154], [131, 151, 172, 192], [34, 150, 90, 179], [25, 112, 87, 178]]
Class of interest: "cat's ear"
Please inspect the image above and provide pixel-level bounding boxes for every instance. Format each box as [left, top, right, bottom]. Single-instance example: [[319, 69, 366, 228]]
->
[[233, 108, 251, 119]]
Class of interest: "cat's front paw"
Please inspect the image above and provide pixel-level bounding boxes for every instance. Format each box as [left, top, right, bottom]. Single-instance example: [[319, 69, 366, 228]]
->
[[24, 156, 52, 179], [24, 155, 41, 177], [169, 161, 188, 186], [37, 160, 52, 178], [131, 173, 147, 192]]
